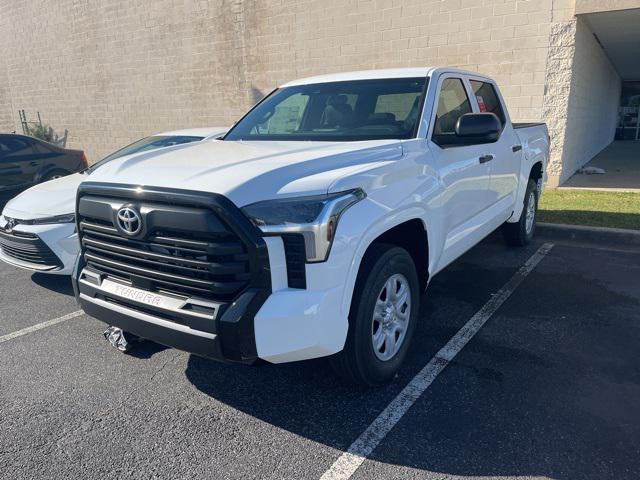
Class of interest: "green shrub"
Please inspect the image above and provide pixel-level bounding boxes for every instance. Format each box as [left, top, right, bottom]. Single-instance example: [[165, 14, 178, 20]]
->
[[27, 123, 58, 143]]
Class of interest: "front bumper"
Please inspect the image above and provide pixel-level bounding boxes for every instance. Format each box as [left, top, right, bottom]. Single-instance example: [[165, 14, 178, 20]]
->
[[0, 216, 77, 274], [72, 182, 357, 365], [73, 182, 272, 364], [75, 264, 265, 363]]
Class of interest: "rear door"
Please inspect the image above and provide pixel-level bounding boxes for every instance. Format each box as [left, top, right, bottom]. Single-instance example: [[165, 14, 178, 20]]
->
[[427, 75, 492, 262], [468, 77, 520, 210]]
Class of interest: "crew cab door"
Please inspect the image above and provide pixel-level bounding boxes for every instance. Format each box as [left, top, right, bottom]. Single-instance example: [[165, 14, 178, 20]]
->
[[468, 77, 520, 211], [428, 75, 492, 265]]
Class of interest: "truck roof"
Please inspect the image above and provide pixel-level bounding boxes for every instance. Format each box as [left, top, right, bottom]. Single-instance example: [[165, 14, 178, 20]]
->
[[280, 67, 488, 87]]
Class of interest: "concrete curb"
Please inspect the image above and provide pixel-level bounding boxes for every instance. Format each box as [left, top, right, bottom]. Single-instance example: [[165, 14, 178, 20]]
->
[[537, 222, 640, 246]]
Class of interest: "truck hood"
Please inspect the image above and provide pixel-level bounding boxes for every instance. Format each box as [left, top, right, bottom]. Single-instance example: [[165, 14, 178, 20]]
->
[[2, 173, 83, 219], [84, 139, 403, 206]]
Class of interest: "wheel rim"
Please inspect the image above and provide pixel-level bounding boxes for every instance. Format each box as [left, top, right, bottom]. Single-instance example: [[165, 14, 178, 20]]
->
[[525, 191, 536, 235], [371, 273, 411, 361]]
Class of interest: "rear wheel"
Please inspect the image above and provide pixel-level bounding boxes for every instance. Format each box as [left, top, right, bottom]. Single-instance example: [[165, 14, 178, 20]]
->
[[502, 178, 538, 247], [330, 244, 420, 386]]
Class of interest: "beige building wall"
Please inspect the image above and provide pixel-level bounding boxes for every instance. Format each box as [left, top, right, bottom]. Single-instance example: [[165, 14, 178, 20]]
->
[[0, 0, 572, 163], [0, 0, 625, 187], [548, 17, 621, 185], [0, 0, 254, 160]]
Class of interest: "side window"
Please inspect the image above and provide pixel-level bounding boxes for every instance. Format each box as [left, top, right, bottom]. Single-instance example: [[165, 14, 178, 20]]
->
[[1, 138, 31, 156], [0, 140, 10, 158], [256, 93, 310, 135], [433, 78, 472, 139], [470, 80, 506, 127], [33, 142, 53, 154]]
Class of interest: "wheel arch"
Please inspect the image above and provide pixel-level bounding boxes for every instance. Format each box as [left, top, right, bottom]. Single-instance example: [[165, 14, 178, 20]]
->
[[36, 165, 70, 183], [364, 218, 430, 293]]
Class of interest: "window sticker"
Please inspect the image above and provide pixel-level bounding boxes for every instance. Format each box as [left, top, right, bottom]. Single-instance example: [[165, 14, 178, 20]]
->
[[476, 95, 487, 112]]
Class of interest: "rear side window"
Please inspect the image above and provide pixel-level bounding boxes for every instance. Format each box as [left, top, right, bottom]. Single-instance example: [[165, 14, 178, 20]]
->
[[0, 137, 33, 156], [433, 78, 472, 136], [470, 80, 506, 127]]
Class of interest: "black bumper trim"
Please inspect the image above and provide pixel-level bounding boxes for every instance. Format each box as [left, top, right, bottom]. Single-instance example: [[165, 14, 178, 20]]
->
[[78, 293, 244, 363], [73, 183, 272, 363]]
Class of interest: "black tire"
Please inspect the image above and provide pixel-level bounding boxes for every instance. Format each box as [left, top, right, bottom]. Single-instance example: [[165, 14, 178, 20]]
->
[[41, 169, 70, 183], [330, 243, 420, 386], [502, 178, 538, 247]]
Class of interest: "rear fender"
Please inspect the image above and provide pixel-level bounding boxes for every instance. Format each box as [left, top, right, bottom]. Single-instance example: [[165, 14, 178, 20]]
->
[[508, 133, 549, 223]]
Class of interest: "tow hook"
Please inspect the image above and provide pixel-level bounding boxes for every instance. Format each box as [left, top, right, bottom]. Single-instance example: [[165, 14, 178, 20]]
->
[[103, 326, 140, 353]]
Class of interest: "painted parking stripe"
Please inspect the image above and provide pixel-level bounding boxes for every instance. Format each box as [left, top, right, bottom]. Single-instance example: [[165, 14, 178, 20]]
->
[[0, 310, 84, 344], [320, 242, 555, 480]]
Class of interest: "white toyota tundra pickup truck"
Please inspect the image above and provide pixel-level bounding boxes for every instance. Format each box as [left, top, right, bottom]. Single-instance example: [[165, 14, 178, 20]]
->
[[73, 67, 549, 385]]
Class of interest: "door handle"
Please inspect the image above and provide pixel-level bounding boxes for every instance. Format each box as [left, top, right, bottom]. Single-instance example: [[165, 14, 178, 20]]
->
[[479, 154, 494, 164], [512, 145, 522, 153]]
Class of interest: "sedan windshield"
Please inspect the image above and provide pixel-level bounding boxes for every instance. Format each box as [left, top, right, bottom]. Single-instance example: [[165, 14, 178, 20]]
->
[[88, 135, 203, 172], [224, 78, 427, 142]]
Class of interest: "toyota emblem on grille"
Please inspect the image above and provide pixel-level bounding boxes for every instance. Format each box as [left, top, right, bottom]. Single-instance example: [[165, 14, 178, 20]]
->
[[4, 218, 17, 233], [116, 206, 142, 235]]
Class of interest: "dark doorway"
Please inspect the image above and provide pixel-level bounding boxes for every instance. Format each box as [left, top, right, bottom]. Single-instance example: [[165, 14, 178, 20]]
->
[[616, 82, 640, 140]]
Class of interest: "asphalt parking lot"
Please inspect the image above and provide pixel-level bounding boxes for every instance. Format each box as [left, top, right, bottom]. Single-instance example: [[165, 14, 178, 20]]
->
[[1, 232, 639, 480]]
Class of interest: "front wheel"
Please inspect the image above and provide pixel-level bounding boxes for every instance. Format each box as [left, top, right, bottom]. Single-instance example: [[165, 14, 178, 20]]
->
[[502, 179, 538, 247], [330, 244, 420, 386]]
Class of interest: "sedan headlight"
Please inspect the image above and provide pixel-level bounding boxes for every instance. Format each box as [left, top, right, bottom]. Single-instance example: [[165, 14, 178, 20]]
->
[[241, 189, 365, 262], [26, 213, 76, 225]]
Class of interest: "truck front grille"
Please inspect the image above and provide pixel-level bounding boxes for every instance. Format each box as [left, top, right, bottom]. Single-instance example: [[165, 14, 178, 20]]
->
[[77, 197, 252, 301]]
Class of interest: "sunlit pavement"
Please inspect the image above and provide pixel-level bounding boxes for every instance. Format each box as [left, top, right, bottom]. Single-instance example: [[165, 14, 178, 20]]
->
[[1, 231, 638, 480]]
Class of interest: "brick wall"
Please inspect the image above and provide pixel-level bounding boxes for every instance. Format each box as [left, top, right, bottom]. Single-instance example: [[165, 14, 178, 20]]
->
[[543, 15, 621, 186], [0, 0, 570, 163], [558, 17, 621, 183]]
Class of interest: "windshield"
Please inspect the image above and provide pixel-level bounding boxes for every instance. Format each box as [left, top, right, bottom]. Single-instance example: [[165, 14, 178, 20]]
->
[[224, 78, 428, 142], [88, 135, 203, 172]]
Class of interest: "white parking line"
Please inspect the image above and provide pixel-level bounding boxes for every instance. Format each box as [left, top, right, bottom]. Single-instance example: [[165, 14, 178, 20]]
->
[[320, 242, 555, 480], [0, 310, 84, 344]]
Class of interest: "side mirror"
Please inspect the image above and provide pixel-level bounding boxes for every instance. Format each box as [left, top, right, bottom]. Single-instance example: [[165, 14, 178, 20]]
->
[[455, 113, 501, 144]]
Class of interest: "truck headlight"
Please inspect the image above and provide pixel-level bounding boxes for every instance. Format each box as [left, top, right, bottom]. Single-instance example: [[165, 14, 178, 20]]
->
[[241, 189, 365, 262]]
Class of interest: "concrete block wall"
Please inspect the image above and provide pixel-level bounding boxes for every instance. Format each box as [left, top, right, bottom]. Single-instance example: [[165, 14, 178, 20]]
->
[[560, 17, 621, 182], [0, 0, 572, 162], [0, 0, 252, 161], [544, 16, 621, 186]]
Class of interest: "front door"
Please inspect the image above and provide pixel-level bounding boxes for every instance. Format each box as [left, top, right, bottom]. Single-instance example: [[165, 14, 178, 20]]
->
[[428, 76, 492, 267]]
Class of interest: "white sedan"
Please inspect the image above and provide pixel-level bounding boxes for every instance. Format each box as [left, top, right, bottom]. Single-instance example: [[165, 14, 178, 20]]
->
[[0, 127, 227, 275]]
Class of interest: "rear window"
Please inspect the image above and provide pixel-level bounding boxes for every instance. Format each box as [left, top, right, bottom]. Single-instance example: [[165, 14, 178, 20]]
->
[[87, 135, 204, 172], [470, 80, 506, 127]]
